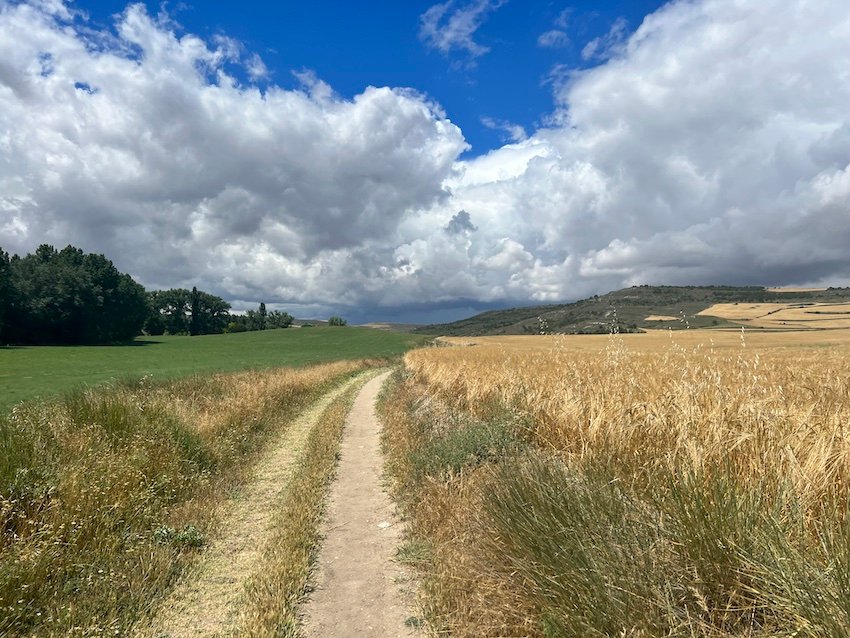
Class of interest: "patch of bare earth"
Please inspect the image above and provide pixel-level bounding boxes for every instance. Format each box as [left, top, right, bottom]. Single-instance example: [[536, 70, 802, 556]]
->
[[301, 371, 420, 638], [137, 374, 367, 638]]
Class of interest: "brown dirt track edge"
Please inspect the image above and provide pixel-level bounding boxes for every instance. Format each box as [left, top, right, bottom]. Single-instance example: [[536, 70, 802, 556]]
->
[[137, 369, 419, 637], [300, 370, 420, 638]]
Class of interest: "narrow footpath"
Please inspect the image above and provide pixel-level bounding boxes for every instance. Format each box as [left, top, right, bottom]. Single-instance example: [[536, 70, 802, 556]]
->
[[301, 371, 420, 637], [139, 374, 366, 638]]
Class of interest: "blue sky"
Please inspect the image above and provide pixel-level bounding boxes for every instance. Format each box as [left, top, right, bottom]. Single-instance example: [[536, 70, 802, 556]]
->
[[78, 1, 665, 156], [2, 0, 850, 323]]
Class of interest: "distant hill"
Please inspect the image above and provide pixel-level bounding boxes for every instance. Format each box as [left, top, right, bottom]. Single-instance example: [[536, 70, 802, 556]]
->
[[413, 285, 850, 336]]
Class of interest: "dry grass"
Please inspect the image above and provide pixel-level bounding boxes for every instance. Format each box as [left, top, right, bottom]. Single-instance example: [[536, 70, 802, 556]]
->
[[385, 331, 850, 636], [0, 359, 373, 637], [380, 375, 537, 638], [408, 333, 850, 504]]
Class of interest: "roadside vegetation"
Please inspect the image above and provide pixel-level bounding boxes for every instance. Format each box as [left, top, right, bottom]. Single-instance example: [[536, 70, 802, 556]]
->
[[0, 359, 380, 636], [382, 331, 850, 636]]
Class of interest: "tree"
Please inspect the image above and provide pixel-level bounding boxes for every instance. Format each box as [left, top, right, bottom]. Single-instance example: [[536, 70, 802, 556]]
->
[[328, 315, 347, 326], [147, 289, 190, 335], [228, 306, 292, 332], [196, 291, 231, 334], [266, 310, 293, 329], [0, 248, 11, 343], [148, 288, 231, 335], [189, 286, 201, 335], [244, 309, 262, 331], [81, 251, 147, 342], [224, 320, 247, 333], [144, 310, 166, 336], [5, 244, 147, 344]]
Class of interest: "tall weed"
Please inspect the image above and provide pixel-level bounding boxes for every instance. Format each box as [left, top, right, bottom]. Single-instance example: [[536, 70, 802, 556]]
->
[[481, 453, 671, 637]]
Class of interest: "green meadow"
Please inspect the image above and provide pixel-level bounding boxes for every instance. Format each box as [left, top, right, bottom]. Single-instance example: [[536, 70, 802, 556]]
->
[[0, 327, 426, 412]]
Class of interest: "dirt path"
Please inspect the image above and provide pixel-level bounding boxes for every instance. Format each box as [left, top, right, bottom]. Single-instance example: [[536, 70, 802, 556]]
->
[[139, 373, 369, 638], [302, 371, 420, 638]]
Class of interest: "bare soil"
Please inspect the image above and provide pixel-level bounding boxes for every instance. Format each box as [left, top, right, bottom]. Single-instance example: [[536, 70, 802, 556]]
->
[[301, 371, 420, 637]]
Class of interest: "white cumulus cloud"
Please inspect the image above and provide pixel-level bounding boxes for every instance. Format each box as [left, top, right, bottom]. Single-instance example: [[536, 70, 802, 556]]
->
[[383, 0, 850, 309], [3, 0, 850, 323], [0, 1, 467, 315]]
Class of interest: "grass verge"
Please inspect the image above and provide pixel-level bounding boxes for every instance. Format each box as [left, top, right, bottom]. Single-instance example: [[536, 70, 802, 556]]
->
[[380, 371, 534, 637], [0, 360, 377, 637], [230, 370, 381, 637]]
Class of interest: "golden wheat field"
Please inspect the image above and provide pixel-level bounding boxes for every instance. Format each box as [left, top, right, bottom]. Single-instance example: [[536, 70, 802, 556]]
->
[[438, 325, 850, 350], [389, 328, 850, 635], [414, 328, 850, 513]]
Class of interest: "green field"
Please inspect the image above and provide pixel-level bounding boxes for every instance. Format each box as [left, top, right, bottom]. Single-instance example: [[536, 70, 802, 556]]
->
[[0, 327, 426, 412]]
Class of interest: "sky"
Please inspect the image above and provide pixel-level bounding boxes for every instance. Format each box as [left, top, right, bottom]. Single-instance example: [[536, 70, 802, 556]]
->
[[2, 0, 850, 323]]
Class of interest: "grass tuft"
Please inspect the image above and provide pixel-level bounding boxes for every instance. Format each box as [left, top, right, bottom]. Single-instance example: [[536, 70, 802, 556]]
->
[[481, 453, 668, 637], [407, 413, 521, 482]]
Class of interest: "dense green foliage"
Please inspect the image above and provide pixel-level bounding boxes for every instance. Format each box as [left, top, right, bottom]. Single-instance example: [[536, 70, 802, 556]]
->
[[0, 326, 426, 412], [1, 244, 148, 345], [414, 284, 850, 336], [226, 304, 293, 332], [0, 244, 303, 343], [265, 309, 294, 328], [146, 287, 231, 335], [0, 249, 11, 343]]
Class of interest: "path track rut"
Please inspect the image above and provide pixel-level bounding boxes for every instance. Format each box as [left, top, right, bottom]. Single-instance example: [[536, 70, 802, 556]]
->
[[301, 370, 419, 637], [140, 373, 368, 638]]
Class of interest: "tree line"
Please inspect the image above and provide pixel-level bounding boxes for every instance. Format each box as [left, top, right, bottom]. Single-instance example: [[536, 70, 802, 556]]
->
[[0, 244, 301, 345]]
